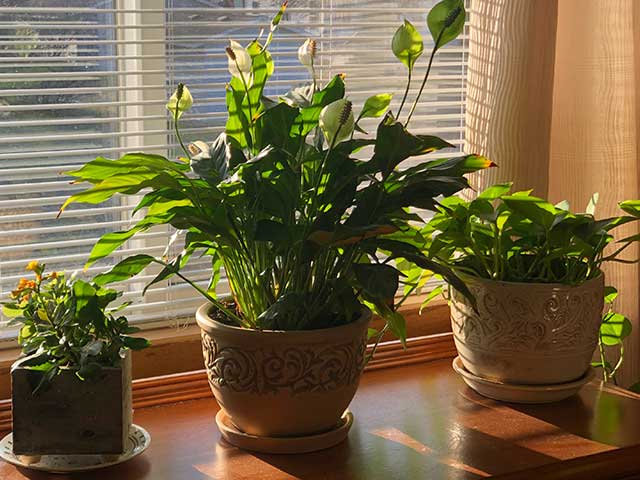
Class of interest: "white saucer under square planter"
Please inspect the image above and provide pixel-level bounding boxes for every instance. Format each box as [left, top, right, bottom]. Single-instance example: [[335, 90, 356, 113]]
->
[[11, 353, 132, 456], [196, 303, 370, 452], [450, 275, 604, 402]]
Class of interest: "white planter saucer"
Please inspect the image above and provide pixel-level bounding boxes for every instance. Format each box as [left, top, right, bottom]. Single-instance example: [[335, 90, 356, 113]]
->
[[452, 356, 595, 404], [0, 424, 150, 474], [216, 408, 353, 454]]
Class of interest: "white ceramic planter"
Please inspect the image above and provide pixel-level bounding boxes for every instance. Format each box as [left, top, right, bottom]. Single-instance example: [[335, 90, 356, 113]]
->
[[450, 275, 604, 385]]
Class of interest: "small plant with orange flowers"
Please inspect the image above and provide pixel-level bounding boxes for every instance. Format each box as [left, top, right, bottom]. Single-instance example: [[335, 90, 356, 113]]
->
[[2, 262, 149, 392]]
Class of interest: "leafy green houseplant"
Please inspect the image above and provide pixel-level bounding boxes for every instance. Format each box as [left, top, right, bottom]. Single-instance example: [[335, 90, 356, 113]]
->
[[422, 183, 640, 401], [2, 262, 149, 455], [59, 0, 491, 446]]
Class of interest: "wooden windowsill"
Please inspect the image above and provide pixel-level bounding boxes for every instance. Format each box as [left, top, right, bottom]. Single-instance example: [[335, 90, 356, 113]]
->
[[3, 355, 640, 479], [0, 297, 451, 399]]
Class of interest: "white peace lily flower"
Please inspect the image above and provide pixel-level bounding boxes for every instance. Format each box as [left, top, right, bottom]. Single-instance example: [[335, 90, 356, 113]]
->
[[166, 84, 193, 119], [319, 99, 354, 145], [298, 38, 316, 69], [187, 140, 210, 159], [227, 40, 252, 79]]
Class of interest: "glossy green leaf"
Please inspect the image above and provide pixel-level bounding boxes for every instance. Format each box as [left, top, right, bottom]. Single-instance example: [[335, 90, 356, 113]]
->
[[353, 263, 401, 300], [359, 93, 393, 120], [477, 182, 512, 200], [93, 254, 156, 286], [604, 286, 618, 304], [620, 200, 640, 218], [600, 313, 632, 346]]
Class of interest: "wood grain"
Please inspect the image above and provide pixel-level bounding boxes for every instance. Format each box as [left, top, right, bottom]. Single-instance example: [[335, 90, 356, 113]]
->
[[0, 332, 457, 433], [0, 298, 452, 400], [2, 358, 640, 479]]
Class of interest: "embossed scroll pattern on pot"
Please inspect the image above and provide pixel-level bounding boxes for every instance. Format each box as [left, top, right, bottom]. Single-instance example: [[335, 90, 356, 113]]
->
[[201, 332, 367, 395], [451, 280, 603, 353]]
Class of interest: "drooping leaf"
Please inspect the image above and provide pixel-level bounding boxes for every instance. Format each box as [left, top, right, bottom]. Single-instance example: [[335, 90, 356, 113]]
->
[[93, 254, 156, 286]]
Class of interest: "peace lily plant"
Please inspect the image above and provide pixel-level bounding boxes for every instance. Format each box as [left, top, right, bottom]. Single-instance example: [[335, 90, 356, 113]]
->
[[60, 0, 487, 342], [59, 0, 491, 446]]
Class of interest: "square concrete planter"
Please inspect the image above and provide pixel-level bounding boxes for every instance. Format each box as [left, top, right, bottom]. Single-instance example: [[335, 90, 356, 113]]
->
[[11, 353, 132, 455]]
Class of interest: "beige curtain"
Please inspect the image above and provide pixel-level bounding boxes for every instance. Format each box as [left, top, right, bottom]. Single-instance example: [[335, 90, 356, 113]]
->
[[465, 0, 640, 387]]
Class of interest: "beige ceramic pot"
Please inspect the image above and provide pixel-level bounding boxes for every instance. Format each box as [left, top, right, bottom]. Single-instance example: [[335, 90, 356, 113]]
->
[[450, 274, 604, 385], [196, 303, 371, 437]]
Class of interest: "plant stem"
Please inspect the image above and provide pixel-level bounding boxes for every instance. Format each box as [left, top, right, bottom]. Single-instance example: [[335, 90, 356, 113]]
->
[[396, 66, 412, 119], [404, 29, 445, 127], [173, 107, 190, 159]]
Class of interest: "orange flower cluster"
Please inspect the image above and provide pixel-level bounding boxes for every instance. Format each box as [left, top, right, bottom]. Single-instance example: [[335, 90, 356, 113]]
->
[[11, 278, 36, 300]]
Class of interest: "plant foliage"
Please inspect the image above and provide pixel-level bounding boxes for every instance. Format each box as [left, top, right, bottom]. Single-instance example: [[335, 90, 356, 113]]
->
[[424, 184, 640, 384], [60, 1, 492, 343], [1, 262, 149, 392]]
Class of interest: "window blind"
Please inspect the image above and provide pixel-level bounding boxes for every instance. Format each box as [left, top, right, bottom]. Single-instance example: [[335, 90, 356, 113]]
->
[[0, 0, 469, 336]]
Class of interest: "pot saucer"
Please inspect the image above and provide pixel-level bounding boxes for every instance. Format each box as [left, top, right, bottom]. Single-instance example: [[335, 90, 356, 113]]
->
[[216, 409, 353, 454], [452, 356, 595, 404], [0, 424, 150, 474]]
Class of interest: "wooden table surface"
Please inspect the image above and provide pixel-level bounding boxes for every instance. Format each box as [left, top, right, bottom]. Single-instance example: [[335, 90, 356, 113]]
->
[[2, 357, 640, 480]]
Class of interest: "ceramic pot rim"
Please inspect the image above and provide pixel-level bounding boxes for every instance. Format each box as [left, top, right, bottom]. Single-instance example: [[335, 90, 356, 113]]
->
[[454, 270, 604, 290], [196, 301, 372, 340]]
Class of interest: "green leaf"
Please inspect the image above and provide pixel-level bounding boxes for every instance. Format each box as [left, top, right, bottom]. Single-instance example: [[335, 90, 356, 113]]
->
[[225, 83, 252, 149], [353, 263, 401, 301], [427, 0, 465, 51], [371, 113, 454, 177], [501, 195, 557, 230], [122, 336, 151, 350], [391, 20, 423, 70], [93, 254, 156, 286], [86, 227, 144, 267], [620, 200, 640, 218], [600, 313, 632, 346], [18, 324, 35, 344], [73, 280, 97, 313], [384, 309, 407, 347], [65, 153, 187, 184], [421, 284, 444, 311], [255, 102, 299, 152], [254, 219, 291, 243], [478, 183, 512, 200], [60, 172, 161, 213], [2, 303, 24, 318], [293, 75, 345, 138], [604, 286, 618, 304], [247, 41, 274, 113], [359, 93, 393, 121]]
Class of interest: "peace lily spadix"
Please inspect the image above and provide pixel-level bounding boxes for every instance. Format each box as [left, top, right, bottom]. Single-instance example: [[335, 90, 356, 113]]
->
[[60, 0, 492, 346], [319, 99, 354, 145]]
